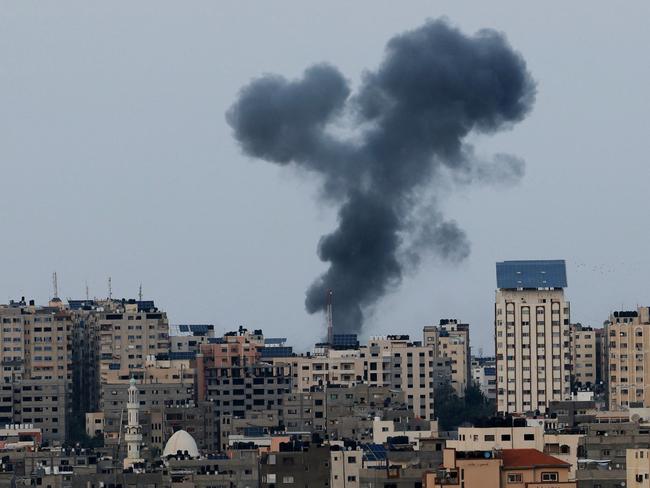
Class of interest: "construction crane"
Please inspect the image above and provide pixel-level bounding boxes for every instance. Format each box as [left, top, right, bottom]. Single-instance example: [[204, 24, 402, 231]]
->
[[326, 290, 334, 345]]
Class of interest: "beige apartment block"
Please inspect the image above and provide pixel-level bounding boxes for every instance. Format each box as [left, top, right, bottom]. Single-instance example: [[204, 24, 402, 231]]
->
[[102, 358, 193, 384], [426, 448, 575, 488], [449, 426, 581, 479], [449, 426, 544, 451], [280, 349, 364, 392], [423, 320, 470, 397], [362, 336, 438, 420], [628, 448, 650, 488], [372, 417, 437, 448], [96, 301, 170, 383], [330, 448, 363, 488], [0, 301, 72, 445], [570, 324, 598, 389], [606, 308, 650, 410], [275, 335, 446, 421], [495, 260, 572, 415]]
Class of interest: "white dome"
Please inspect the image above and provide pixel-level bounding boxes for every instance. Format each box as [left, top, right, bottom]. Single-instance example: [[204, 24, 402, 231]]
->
[[162, 430, 199, 459]]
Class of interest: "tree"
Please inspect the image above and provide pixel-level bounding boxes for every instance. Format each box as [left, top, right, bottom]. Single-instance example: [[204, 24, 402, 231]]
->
[[435, 382, 495, 431]]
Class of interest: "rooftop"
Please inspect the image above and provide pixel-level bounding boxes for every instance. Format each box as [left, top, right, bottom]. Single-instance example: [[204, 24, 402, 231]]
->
[[501, 449, 569, 468], [496, 260, 567, 289]]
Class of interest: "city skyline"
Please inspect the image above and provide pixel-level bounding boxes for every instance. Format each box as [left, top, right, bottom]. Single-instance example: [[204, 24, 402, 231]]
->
[[0, 255, 639, 355]]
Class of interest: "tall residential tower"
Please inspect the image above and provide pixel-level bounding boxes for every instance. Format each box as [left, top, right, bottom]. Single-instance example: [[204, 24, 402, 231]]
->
[[495, 260, 572, 414]]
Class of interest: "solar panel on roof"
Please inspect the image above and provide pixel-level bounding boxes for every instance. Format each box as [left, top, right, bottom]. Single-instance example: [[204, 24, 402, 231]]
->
[[260, 346, 293, 358], [496, 260, 567, 289], [265, 338, 287, 345], [179, 325, 189, 332], [332, 334, 359, 348], [362, 443, 387, 461], [189, 324, 209, 333], [169, 351, 195, 360]]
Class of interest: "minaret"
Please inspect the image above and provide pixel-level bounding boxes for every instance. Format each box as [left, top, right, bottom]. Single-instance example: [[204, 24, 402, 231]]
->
[[123, 378, 144, 471]]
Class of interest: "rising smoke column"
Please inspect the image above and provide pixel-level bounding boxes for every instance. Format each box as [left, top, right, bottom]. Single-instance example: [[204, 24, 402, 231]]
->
[[227, 19, 536, 334]]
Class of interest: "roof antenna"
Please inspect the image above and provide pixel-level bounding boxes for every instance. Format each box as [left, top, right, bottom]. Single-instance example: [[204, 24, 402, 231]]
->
[[326, 290, 334, 345], [138, 283, 143, 302], [85, 281, 90, 301], [108, 277, 112, 300], [52, 272, 59, 299]]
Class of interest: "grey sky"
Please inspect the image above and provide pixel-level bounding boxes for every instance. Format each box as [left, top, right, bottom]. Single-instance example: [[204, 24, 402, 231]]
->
[[1, 1, 649, 353]]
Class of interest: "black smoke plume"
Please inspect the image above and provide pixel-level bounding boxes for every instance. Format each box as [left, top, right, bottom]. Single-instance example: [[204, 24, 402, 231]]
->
[[227, 19, 535, 334]]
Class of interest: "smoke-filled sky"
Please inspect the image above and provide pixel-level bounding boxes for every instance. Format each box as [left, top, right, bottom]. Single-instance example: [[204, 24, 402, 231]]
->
[[227, 20, 536, 335], [1, 2, 649, 353]]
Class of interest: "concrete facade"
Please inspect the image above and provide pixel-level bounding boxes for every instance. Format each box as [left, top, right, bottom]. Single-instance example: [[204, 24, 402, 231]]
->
[[571, 324, 598, 390], [0, 302, 72, 445], [495, 286, 572, 414], [423, 320, 471, 397], [606, 308, 650, 410]]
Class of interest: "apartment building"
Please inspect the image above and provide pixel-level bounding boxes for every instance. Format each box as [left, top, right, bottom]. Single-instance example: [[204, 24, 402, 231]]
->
[[606, 308, 650, 410], [0, 300, 72, 445], [280, 349, 364, 392], [273, 334, 450, 421], [426, 448, 575, 488], [570, 324, 598, 390], [627, 449, 650, 488], [281, 385, 406, 440], [424, 320, 471, 397], [362, 335, 442, 421], [449, 424, 582, 479], [195, 327, 292, 447], [495, 260, 572, 415], [260, 441, 331, 488], [95, 300, 170, 383], [69, 303, 101, 418], [472, 356, 497, 401], [169, 323, 215, 360]]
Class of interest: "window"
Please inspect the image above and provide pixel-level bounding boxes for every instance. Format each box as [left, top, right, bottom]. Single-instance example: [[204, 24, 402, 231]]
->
[[542, 472, 558, 482], [282, 476, 294, 483], [501, 434, 511, 441], [524, 433, 535, 441], [507, 473, 522, 483]]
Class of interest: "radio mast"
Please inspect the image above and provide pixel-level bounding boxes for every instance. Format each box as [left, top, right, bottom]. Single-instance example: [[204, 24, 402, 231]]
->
[[326, 290, 334, 345]]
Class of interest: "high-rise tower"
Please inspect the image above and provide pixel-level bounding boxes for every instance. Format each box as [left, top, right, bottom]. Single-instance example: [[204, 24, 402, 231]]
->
[[495, 260, 572, 414]]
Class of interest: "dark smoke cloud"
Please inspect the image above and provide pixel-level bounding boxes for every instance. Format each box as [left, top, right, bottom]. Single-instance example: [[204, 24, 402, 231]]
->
[[227, 19, 536, 334]]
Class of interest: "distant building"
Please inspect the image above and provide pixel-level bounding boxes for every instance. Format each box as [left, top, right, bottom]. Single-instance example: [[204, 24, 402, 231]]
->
[[605, 308, 650, 410], [195, 327, 292, 450], [423, 320, 471, 397], [273, 334, 450, 421], [0, 301, 72, 445], [169, 323, 215, 360], [471, 356, 497, 401], [570, 324, 599, 390], [627, 448, 650, 488], [260, 440, 330, 488], [495, 260, 572, 415], [426, 448, 576, 488], [363, 335, 445, 421]]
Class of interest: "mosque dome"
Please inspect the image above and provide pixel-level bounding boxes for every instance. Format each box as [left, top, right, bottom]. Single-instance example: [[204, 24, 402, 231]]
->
[[162, 430, 199, 459]]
